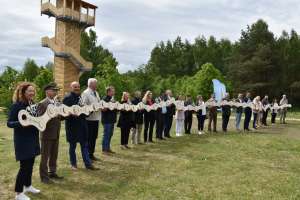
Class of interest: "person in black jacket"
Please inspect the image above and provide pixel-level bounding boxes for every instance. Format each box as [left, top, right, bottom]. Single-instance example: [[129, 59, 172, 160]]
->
[[184, 95, 193, 134], [63, 82, 97, 170], [243, 92, 252, 131], [101, 86, 117, 154], [164, 90, 175, 138], [131, 91, 144, 144], [143, 91, 156, 143], [221, 93, 231, 132], [7, 82, 41, 200], [117, 92, 135, 149]]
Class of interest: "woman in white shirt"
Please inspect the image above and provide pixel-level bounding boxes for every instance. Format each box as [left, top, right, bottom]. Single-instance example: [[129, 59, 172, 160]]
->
[[196, 95, 206, 135], [175, 95, 185, 137]]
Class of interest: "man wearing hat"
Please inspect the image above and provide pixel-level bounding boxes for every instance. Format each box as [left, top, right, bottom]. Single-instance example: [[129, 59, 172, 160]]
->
[[37, 82, 63, 184]]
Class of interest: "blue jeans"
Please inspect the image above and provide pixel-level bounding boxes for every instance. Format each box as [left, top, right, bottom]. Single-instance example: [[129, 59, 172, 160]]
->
[[236, 112, 242, 129], [102, 123, 114, 151], [69, 141, 91, 167]]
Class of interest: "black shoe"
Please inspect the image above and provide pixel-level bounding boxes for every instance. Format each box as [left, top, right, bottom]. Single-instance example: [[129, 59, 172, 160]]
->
[[108, 149, 116, 154], [149, 140, 155, 143], [166, 135, 172, 138], [86, 165, 99, 171], [49, 173, 64, 179], [41, 177, 53, 184], [90, 155, 100, 161]]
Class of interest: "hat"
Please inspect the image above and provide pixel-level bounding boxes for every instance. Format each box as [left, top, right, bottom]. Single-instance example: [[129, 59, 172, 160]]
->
[[43, 82, 60, 91]]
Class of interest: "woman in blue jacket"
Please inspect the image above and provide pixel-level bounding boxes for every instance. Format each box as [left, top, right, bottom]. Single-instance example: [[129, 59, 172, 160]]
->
[[7, 82, 41, 200]]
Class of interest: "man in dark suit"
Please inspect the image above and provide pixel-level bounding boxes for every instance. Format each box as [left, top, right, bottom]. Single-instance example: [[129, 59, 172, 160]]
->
[[38, 83, 63, 184], [63, 82, 97, 170]]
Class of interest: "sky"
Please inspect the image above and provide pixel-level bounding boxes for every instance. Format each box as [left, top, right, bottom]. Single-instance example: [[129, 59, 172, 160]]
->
[[0, 0, 299, 73]]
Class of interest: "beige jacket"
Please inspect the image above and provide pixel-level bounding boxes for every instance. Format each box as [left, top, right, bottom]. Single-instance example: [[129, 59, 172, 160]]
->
[[82, 88, 101, 121]]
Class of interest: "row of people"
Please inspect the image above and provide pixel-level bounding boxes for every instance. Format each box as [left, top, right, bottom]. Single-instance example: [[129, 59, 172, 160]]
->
[[7, 79, 289, 200]]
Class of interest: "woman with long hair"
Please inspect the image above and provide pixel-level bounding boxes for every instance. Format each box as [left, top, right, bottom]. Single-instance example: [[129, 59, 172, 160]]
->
[[7, 82, 41, 200], [142, 91, 156, 143]]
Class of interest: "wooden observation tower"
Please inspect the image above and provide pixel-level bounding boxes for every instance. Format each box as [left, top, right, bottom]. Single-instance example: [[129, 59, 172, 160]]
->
[[41, 0, 97, 95]]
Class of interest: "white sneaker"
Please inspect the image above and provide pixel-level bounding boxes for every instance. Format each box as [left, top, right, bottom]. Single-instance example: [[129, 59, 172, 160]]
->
[[24, 185, 40, 194], [15, 193, 30, 200]]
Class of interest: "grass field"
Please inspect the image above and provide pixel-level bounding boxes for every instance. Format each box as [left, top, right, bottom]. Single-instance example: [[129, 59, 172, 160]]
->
[[1, 112, 300, 200]]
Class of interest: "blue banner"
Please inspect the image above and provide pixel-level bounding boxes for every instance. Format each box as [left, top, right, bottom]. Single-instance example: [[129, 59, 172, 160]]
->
[[212, 79, 226, 102]]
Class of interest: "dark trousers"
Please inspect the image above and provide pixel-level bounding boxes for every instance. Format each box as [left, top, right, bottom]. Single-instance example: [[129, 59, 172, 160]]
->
[[271, 113, 277, 124], [262, 110, 269, 125], [121, 126, 131, 145], [156, 113, 166, 139], [253, 113, 258, 128], [222, 114, 230, 132], [208, 112, 217, 132], [197, 115, 206, 131], [184, 113, 193, 134], [144, 115, 155, 142], [15, 157, 35, 193], [164, 115, 173, 137], [40, 139, 59, 179], [69, 141, 91, 167], [244, 110, 252, 130], [87, 121, 99, 157]]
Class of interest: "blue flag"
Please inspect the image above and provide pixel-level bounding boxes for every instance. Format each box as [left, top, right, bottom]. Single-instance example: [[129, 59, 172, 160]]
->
[[212, 79, 226, 103]]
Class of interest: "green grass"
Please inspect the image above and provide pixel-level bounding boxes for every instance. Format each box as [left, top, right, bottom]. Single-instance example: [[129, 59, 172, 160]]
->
[[1, 112, 300, 200], [288, 108, 300, 119]]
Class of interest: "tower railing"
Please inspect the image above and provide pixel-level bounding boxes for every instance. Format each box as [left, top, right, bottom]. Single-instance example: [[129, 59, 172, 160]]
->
[[41, 1, 95, 26], [41, 36, 93, 70]]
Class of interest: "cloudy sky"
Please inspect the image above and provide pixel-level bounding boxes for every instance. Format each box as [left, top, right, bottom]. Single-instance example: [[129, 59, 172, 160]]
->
[[0, 0, 299, 73]]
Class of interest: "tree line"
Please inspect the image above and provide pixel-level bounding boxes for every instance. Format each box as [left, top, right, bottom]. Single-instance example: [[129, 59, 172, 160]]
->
[[0, 19, 299, 111]]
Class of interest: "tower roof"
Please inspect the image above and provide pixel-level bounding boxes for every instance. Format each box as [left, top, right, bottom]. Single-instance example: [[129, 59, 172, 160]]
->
[[78, 0, 98, 9]]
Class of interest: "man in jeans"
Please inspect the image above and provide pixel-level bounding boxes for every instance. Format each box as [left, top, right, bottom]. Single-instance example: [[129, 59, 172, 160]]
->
[[101, 86, 117, 155], [63, 82, 97, 170], [235, 93, 244, 132]]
